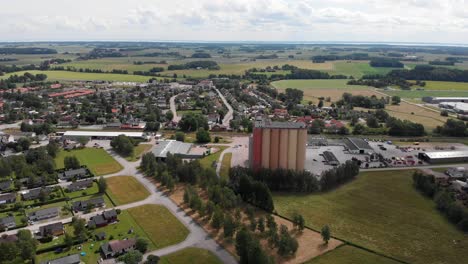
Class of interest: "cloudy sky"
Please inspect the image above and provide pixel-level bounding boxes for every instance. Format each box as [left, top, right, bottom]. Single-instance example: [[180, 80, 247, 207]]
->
[[1, 0, 467, 44]]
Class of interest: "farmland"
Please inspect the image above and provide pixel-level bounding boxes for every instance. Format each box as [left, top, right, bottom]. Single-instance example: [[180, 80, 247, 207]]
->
[[383, 89, 468, 99], [271, 79, 370, 90], [326, 61, 399, 78], [106, 176, 150, 205], [2, 70, 152, 82], [54, 148, 123, 175], [127, 204, 190, 249], [385, 102, 448, 130], [306, 245, 400, 264], [273, 170, 468, 264]]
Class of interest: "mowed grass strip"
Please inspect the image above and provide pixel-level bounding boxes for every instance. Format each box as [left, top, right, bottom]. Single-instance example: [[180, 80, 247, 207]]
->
[[219, 152, 232, 180], [126, 144, 152, 162], [306, 245, 400, 264], [106, 176, 150, 205], [159, 247, 222, 264], [127, 204, 189, 249], [55, 148, 123, 175], [273, 170, 468, 264]]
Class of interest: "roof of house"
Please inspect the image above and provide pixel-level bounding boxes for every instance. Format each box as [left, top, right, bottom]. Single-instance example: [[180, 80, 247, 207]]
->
[[28, 207, 59, 218], [0, 234, 18, 243], [0, 193, 16, 201], [103, 209, 117, 219], [0, 216, 15, 226], [61, 168, 87, 178], [67, 179, 93, 190], [89, 215, 106, 226], [0, 180, 11, 190], [72, 196, 105, 209], [39, 222, 64, 235], [109, 238, 136, 252], [40, 253, 80, 264], [22, 187, 52, 200]]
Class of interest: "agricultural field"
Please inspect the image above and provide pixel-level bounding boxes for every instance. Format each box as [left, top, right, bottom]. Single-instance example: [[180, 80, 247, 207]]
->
[[127, 204, 189, 249], [326, 61, 400, 78], [271, 79, 369, 90], [106, 176, 150, 205], [273, 170, 468, 264], [383, 89, 468, 99], [306, 245, 400, 264], [54, 148, 123, 175], [159, 247, 222, 264], [35, 210, 155, 264], [385, 102, 447, 130], [2, 70, 153, 82]]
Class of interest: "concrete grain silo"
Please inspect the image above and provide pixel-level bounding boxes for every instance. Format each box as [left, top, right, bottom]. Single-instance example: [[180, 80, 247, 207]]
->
[[261, 128, 271, 168], [278, 129, 289, 169]]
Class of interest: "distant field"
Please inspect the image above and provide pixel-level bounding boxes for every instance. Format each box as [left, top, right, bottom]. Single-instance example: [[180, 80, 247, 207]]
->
[[384, 102, 447, 130], [383, 89, 468, 99], [273, 170, 468, 264], [55, 148, 123, 175], [127, 204, 189, 249], [422, 81, 468, 90], [159, 247, 222, 264], [327, 61, 399, 78], [306, 245, 400, 264], [2, 70, 152, 82], [106, 176, 150, 205], [271, 79, 369, 90]]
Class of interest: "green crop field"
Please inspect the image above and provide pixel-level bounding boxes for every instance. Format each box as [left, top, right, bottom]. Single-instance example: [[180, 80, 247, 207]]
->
[[106, 176, 150, 205], [412, 81, 468, 91], [127, 204, 189, 249], [159, 247, 223, 264], [2, 70, 152, 82], [273, 170, 468, 264], [327, 61, 399, 78], [55, 148, 123, 175], [271, 79, 370, 90], [306, 245, 400, 264]]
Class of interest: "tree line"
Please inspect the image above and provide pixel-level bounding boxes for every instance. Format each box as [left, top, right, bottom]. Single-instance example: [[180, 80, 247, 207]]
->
[[0, 72, 48, 89]]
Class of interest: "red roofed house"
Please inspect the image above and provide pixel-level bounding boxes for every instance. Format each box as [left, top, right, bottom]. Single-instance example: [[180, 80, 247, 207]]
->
[[273, 108, 289, 119], [50, 84, 62, 89], [325, 119, 345, 133]]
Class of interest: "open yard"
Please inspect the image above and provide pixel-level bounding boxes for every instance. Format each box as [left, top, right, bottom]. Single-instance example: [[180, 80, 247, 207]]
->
[[36, 210, 155, 264], [106, 176, 150, 205], [159, 247, 222, 264], [199, 146, 229, 170], [65, 182, 100, 199], [125, 144, 152, 162], [306, 245, 400, 264], [273, 170, 468, 264], [127, 204, 189, 249], [55, 148, 123, 175]]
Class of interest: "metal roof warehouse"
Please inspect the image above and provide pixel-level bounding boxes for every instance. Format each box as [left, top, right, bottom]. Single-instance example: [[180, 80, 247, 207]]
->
[[63, 131, 146, 139], [418, 151, 468, 164], [151, 140, 204, 160]]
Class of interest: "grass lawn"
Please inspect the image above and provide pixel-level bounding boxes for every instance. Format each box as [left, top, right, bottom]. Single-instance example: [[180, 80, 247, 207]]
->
[[36, 210, 154, 264], [65, 182, 100, 199], [2, 70, 153, 82], [219, 153, 232, 180], [106, 176, 150, 205], [159, 247, 222, 264], [199, 146, 229, 170], [127, 204, 189, 249], [125, 144, 152, 162], [306, 245, 400, 264], [271, 79, 369, 90], [55, 148, 123, 176], [273, 170, 468, 264]]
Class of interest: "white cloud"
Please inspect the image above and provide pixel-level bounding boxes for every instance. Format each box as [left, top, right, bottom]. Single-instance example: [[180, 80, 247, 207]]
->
[[0, 0, 467, 43]]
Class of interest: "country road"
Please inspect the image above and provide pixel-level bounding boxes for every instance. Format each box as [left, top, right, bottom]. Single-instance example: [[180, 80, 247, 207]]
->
[[214, 87, 233, 128], [169, 95, 181, 123]]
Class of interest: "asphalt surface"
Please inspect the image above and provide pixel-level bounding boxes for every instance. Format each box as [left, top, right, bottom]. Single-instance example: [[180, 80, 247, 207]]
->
[[214, 87, 233, 128]]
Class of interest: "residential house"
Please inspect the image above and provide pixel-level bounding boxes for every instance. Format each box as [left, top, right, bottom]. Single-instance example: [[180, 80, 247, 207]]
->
[[0, 234, 18, 243], [40, 254, 80, 264], [39, 222, 65, 237], [95, 232, 106, 241], [58, 168, 89, 181], [0, 216, 16, 229], [100, 239, 137, 258], [324, 119, 345, 133], [28, 207, 59, 222], [72, 196, 105, 212], [210, 124, 227, 132], [66, 179, 93, 192], [0, 193, 16, 204], [87, 209, 118, 228], [21, 187, 52, 201]]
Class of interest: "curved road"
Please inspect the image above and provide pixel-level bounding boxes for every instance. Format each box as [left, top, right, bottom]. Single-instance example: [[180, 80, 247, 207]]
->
[[169, 95, 181, 123], [214, 88, 233, 128]]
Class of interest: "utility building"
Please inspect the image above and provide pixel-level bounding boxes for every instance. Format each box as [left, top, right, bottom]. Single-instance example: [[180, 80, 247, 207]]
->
[[250, 117, 307, 171]]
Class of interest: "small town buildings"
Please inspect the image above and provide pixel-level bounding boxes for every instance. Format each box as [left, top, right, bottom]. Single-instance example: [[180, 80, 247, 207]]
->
[[40, 254, 80, 264], [0, 234, 18, 243], [418, 151, 468, 164], [100, 239, 137, 258], [66, 179, 93, 192], [0, 193, 16, 204], [446, 167, 467, 179], [343, 137, 374, 154], [0, 216, 16, 229], [21, 187, 52, 201], [28, 207, 59, 222], [39, 222, 65, 237], [0, 180, 12, 192], [58, 168, 89, 181], [87, 209, 118, 228], [72, 196, 105, 211]]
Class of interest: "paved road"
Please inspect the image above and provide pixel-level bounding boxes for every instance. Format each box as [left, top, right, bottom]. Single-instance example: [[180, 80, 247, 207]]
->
[[169, 95, 181, 123], [214, 87, 233, 128], [1, 141, 237, 264]]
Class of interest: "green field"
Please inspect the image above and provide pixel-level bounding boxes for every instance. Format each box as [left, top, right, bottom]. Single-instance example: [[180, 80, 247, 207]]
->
[[271, 79, 370, 90], [199, 146, 229, 169], [383, 89, 468, 99], [327, 61, 399, 78], [2, 70, 152, 82], [55, 148, 123, 175], [160, 247, 223, 264], [106, 176, 150, 205], [306, 245, 400, 264], [422, 81, 468, 90], [273, 170, 468, 264], [125, 144, 152, 162], [127, 204, 189, 249]]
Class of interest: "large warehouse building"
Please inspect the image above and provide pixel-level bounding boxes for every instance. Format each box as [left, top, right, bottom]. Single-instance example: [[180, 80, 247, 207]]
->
[[249, 117, 307, 171], [418, 151, 468, 164]]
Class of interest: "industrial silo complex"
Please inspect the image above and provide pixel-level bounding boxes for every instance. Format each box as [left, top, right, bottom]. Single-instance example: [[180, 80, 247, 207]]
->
[[249, 117, 307, 171]]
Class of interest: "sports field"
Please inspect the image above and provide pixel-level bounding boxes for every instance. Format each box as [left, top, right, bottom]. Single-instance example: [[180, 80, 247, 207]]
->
[[55, 148, 123, 175], [2, 70, 152, 82], [106, 176, 150, 205], [159, 247, 222, 264], [273, 170, 468, 264], [127, 204, 190, 249], [306, 245, 400, 264]]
